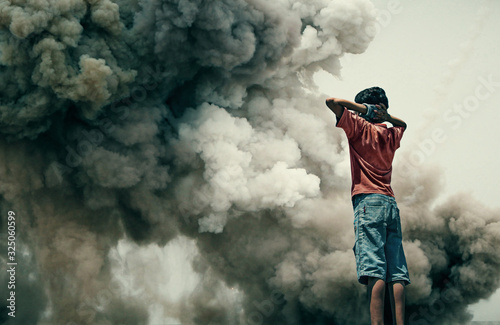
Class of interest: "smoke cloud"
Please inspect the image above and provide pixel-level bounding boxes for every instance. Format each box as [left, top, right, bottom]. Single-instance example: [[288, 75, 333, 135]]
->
[[0, 0, 499, 324]]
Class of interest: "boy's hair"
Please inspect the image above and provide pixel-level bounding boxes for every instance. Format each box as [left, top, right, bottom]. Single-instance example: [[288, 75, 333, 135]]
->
[[354, 87, 389, 109]]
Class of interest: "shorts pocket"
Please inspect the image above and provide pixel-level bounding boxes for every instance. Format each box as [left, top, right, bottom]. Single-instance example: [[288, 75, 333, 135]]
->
[[362, 201, 386, 226]]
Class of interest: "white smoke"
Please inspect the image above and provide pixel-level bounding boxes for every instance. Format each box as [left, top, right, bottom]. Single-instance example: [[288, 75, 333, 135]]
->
[[0, 0, 499, 324]]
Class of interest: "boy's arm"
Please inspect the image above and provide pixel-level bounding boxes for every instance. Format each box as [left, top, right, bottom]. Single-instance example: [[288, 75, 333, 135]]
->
[[325, 98, 367, 119], [386, 115, 407, 130]]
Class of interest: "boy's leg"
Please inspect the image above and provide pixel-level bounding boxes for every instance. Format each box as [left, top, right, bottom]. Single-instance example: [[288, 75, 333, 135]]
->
[[385, 200, 409, 324], [367, 277, 386, 325], [388, 281, 405, 325]]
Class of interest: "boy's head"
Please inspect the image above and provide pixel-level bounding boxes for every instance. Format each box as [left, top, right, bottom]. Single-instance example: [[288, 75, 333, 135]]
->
[[355, 87, 389, 109], [354, 87, 389, 123]]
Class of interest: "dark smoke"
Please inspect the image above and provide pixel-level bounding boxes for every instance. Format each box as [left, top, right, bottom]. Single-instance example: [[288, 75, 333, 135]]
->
[[0, 0, 499, 324]]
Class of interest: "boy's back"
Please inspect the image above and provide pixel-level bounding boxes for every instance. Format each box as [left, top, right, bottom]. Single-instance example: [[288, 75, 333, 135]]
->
[[336, 106, 405, 197]]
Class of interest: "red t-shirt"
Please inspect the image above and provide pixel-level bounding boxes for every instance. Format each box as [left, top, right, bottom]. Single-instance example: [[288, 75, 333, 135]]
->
[[336, 108, 405, 197]]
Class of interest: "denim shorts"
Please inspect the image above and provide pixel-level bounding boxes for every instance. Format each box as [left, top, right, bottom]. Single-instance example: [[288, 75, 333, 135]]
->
[[352, 193, 410, 286]]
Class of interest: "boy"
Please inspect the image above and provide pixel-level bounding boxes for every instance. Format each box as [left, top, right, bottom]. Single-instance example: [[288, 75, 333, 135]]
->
[[326, 87, 410, 325]]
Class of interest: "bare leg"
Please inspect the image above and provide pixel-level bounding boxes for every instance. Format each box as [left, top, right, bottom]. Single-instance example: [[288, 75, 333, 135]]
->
[[388, 281, 406, 325], [367, 277, 386, 325]]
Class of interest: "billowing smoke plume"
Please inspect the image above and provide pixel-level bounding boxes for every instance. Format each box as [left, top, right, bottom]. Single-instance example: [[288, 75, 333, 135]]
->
[[0, 0, 499, 324]]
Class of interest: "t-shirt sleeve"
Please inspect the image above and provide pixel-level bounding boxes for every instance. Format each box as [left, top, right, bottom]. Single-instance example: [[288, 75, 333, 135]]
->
[[390, 126, 405, 150], [336, 107, 366, 140]]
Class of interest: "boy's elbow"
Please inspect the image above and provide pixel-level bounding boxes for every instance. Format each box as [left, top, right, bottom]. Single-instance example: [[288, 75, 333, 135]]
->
[[326, 98, 341, 113]]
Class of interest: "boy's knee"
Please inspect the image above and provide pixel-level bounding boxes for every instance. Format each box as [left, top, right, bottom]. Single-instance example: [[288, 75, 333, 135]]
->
[[367, 277, 386, 295]]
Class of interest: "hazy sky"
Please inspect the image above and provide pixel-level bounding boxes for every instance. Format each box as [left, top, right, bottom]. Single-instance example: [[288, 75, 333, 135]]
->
[[316, 0, 500, 320]]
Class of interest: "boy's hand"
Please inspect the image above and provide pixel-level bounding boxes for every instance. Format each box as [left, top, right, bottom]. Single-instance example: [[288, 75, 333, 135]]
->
[[373, 103, 389, 122]]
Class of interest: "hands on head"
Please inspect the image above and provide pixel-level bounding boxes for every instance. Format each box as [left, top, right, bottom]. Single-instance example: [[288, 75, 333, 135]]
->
[[373, 103, 389, 122]]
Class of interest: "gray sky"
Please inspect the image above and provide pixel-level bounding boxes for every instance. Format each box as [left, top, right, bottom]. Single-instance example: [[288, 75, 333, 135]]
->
[[315, 0, 500, 320]]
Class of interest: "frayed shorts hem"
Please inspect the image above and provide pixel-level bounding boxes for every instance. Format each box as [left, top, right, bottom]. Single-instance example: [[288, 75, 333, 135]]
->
[[358, 273, 384, 285], [358, 273, 411, 286]]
